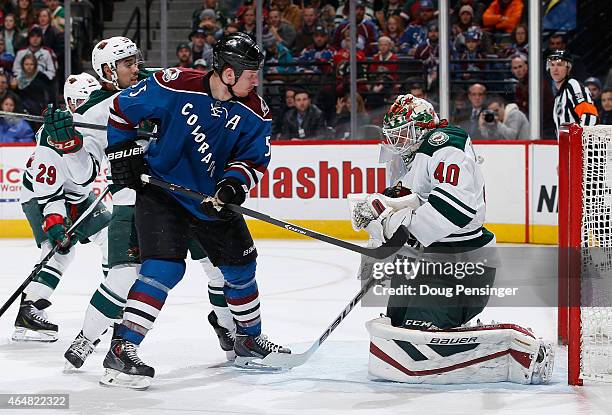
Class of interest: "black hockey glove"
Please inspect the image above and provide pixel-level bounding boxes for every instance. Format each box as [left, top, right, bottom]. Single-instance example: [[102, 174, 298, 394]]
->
[[105, 141, 147, 190], [199, 177, 246, 219]]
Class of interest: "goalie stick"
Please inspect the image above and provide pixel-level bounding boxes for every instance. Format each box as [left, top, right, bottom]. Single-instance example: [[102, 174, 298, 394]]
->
[[0, 187, 111, 318], [141, 174, 410, 259], [260, 248, 422, 369], [0, 111, 156, 139]]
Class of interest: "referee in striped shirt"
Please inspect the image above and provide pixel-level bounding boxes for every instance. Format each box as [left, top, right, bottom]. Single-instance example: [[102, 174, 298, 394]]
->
[[547, 49, 599, 138]]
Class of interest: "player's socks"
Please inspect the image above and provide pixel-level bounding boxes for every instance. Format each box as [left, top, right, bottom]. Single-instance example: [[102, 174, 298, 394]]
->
[[12, 295, 57, 342]]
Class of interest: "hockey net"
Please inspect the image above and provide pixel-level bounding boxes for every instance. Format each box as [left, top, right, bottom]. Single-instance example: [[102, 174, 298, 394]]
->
[[559, 124, 612, 385]]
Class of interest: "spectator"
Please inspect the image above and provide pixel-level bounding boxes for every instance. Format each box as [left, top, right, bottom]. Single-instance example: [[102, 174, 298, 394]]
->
[[482, 0, 523, 33], [15, 0, 35, 32], [409, 82, 439, 111], [584, 77, 603, 114], [398, 5, 428, 55], [175, 43, 192, 68], [294, 7, 319, 53], [333, 1, 378, 56], [415, 22, 442, 90], [453, 8, 494, 54], [370, 36, 399, 78], [0, 72, 21, 111], [451, 87, 469, 125], [262, 36, 294, 75], [479, 95, 530, 140], [45, 0, 65, 32], [384, 15, 405, 52], [375, 0, 403, 31], [0, 95, 33, 142], [320, 4, 336, 35], [197, 9, 223, 40], [192, 58, 210, 72], [457, 28, 487, 81], [10, 54, 52, 115], [459, 82, 487, 139], [3, 14, 23, 56], [192, 0, 229, 30], [13, 26, 56, 81], [272, 87, 296, 139], [0, 38, 14, 73], [334, 92, 370, 139], [510, 53, 528, 114], [273, 0, 302, 30], [281, 89, 327, 140], [190, 28, 213, 65], [297, 25, 335, 74], [366, 67, 396, 110], [237, 7, 256, 39], [265, 9, 296, 49], [600, 88, 612, 125], [544, 32, 587, 84], [333, 29, 367, 95], [223, 23, 240, 36], [501, 23, 528, 57], [37, 9, 63, 53]]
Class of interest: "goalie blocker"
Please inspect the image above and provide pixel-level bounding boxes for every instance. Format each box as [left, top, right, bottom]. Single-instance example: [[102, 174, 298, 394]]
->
[[366, 317, 554, 384]]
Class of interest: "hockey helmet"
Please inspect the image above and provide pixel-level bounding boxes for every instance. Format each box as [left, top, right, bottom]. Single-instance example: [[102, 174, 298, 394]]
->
[[63, 72, 101, 112], [382, 94, 444, 155], [546, 49, 573, 72], [212, 32, 264, 81], [91, 36, 141, 89]]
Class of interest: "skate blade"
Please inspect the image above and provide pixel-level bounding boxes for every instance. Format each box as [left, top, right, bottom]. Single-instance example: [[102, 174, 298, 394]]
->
[[99, 369, 152, 390], [234, 356, 284, 371], [11, 327, 57, 343], [63, 359, 83, 373]]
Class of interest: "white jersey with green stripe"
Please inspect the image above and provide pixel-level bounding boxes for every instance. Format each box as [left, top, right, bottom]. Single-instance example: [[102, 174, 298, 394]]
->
[[20, 127, 93, 217], [397, 125, 492, 248]]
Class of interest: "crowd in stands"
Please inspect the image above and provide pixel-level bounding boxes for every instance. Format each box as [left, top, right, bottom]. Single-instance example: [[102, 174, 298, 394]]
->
[[0, 0, 610, 143]]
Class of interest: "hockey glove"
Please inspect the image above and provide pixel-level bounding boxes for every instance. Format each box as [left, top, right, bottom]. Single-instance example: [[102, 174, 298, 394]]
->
[[43, 104, 83, 153], [382, 181, 412, 198], [105, 141, 147, 190], [42, 214, 74, 254], [199, 177, 247, 219]]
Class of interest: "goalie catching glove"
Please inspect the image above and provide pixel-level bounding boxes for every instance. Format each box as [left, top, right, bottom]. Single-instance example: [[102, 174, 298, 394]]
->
[[199, 177, 247, 219]]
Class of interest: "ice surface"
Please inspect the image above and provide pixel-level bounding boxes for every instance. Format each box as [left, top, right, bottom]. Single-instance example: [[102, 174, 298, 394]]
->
[[1, 239, 611, 415]]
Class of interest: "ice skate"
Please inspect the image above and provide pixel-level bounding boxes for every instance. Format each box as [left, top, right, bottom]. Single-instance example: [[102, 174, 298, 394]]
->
[[531, 342, 554, 384], [64, 331, 96, 371], [208, 311, 236, 361], [100, 338, 154, 390], [234, 333, 290, 369], [12, 297, 58, 343]]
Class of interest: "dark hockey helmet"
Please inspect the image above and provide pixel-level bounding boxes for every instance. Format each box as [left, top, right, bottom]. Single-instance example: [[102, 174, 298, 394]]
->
[[213, 32, 264, 80], [546, 49, 573, 64]]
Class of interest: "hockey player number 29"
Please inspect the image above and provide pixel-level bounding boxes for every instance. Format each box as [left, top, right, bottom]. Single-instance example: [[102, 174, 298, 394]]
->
[[35, 164, 57, 185], [434, 162, 459, 186]]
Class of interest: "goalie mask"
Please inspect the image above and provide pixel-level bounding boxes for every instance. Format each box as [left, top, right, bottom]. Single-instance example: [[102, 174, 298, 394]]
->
[[92, 36, 142, 89], [382, 94, 446, 156]]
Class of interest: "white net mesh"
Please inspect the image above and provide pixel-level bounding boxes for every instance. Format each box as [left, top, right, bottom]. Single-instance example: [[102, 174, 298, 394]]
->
[[580, 125, 612, 382]]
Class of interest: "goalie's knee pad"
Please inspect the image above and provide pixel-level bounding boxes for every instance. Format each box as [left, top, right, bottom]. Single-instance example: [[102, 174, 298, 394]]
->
[[366, 316, 553, 385]]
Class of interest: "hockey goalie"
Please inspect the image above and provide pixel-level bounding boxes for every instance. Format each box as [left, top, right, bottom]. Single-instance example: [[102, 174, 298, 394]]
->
[[350, 94, 554, 385]]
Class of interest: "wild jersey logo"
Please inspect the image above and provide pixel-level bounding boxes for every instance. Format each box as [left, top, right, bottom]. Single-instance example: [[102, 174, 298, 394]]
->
[[162, 67, 181, 82], [428, 132, 449, 146]]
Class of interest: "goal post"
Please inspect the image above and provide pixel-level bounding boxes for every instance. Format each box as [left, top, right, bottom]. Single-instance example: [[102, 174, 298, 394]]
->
[[558, 123, 612, 386]]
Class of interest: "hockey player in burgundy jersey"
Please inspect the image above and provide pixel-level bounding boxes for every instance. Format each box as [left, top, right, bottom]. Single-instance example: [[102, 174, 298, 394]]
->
[[100, 33, 290, 390]]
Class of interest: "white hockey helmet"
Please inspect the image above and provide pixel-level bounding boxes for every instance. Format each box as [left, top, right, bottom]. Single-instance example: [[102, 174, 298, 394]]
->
[[63, 72, 101, 111], [382, 94, 446, 155], [91, 36, 141, 89]]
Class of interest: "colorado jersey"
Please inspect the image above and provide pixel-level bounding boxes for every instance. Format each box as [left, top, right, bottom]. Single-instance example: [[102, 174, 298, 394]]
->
[[399, 125, 492, 248], [21, 127, 94, 217], [107, 68, 271, 220]]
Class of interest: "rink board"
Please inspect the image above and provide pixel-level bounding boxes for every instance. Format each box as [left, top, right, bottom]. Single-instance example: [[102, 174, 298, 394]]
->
[[0, 141, 558, 244]]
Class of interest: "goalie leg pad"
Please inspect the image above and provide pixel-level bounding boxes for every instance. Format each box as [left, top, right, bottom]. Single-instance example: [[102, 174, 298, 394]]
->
[[366, 317, 552, 385]]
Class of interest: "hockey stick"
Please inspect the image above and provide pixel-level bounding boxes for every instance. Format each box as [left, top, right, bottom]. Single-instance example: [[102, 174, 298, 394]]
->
[[0, 187, 111, 318], [260, 246, 423, 369], [0, 111, 156, 139], [141, 174, 410, 259]]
